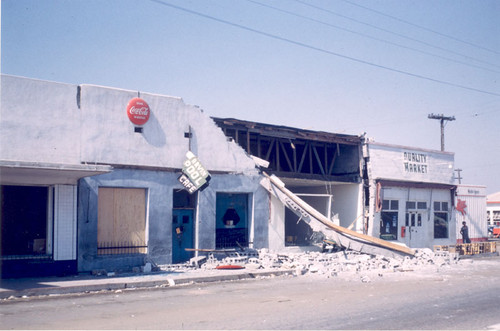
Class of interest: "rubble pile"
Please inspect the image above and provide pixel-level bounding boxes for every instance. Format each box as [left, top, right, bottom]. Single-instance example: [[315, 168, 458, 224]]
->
[[194, 247, 459, 281]]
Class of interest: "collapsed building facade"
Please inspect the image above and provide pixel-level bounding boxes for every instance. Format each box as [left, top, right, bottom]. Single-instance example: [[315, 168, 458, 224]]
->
[[213, 120, 459, 251], [212, 118, 365, 251], [1, 75, 458, 278], [1, 75, 268, 277]]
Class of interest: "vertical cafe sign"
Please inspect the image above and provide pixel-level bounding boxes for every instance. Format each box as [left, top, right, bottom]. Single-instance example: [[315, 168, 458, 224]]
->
[[178, 151, 211, 194]]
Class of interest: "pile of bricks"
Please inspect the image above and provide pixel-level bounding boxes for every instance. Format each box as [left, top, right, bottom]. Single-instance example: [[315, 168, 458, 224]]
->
[[192, 247, 459, 281]]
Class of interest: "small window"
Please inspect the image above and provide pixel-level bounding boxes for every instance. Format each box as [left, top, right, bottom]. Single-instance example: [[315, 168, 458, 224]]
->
[[434, 201, 448, 212], [406, 201, 416, 210], [433, 201, 449, 238], [382, 199, 399, 211], [434, 212, 448, 238], [417, 202, 427, 210]]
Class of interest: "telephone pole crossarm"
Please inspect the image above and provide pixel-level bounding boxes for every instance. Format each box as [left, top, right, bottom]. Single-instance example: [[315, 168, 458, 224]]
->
[[428, 113, 456, 151]]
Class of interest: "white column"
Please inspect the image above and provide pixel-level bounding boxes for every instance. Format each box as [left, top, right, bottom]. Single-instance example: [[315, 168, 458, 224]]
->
[[53, 185, 77, 261]]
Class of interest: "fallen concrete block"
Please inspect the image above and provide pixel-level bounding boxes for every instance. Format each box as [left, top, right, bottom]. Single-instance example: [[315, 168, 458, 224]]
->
[[142, 263, 152, 273], [189, 256, 207, 268]]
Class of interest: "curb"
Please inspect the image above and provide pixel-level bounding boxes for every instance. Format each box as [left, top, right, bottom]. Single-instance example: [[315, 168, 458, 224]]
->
[[0, 269, 294, 300]]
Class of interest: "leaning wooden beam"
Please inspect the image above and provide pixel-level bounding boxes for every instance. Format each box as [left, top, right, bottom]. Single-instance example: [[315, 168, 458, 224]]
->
[[261, 173, 415, 257], [185, 248, 237, 253]]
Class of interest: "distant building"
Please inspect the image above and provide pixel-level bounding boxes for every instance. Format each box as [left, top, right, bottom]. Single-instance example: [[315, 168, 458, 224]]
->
[[487, 191, 500, 227], [455, 185, 488, 243]]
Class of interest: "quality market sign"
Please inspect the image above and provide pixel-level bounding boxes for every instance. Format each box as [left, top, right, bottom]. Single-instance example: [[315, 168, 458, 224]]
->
[[178, 151, 211, 194]]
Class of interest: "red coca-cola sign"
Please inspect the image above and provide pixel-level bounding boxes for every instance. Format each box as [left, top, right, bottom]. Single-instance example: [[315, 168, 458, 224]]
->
[[126, 97, 150, 126]]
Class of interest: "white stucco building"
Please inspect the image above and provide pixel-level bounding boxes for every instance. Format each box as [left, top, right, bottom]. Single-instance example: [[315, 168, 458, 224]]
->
[[0, 75, 268, 277], [364, 141, 457, 248], [487, 191, 500, 228]]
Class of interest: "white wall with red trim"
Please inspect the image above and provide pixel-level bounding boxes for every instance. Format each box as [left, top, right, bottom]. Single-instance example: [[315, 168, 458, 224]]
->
[[455, 185, 488, 242]]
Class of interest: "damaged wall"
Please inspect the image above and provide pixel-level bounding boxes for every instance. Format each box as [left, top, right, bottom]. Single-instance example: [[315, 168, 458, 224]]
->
[[2, 75, 270, 274], [79, 84, 258, 172], [75, 83, 267, 271]]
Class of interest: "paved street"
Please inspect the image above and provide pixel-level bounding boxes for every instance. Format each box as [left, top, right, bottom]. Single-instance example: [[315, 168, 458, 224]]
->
[[1, 257, 500, 330]]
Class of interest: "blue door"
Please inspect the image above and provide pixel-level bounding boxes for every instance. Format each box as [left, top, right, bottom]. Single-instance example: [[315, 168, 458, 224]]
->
[[172, 209, 194, 263]]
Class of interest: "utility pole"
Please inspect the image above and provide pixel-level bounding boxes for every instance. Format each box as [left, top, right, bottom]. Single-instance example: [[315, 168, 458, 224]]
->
[[428, 113, 455, 151], [454, 168, 463, 184]]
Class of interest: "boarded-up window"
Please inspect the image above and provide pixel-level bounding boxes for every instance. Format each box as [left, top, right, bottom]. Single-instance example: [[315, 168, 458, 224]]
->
[[97, 188, 147, 255]]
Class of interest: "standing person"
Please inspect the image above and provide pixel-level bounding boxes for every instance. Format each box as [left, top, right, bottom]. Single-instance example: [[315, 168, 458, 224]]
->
[[460, 221, 471, 243]]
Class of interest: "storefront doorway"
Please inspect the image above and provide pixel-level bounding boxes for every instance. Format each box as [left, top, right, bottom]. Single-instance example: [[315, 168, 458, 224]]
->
[[172, 190, 196, 263], [1, 185, 52, 277], [216, 193, 248, 249], [403, 201, 428, 247]]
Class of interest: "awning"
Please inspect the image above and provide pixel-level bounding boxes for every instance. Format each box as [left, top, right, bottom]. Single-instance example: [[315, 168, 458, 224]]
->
[[0, 160, 113, 185], [376, 179, 457, 210], [376, 179, 456, 190]]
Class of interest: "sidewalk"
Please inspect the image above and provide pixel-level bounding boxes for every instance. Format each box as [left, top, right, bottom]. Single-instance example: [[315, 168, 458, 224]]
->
[[0, 267, 294, 300]]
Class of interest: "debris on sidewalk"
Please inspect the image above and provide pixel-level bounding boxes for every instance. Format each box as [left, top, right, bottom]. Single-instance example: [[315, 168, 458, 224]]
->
[[156, 246, 461, 282]]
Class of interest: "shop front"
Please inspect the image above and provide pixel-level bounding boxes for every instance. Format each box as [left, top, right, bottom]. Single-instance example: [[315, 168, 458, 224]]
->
[[0, 161, 110, 277], [366, 142, 457, 248]]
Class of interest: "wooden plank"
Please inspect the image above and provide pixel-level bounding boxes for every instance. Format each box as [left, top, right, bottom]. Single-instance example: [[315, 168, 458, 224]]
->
[[312, 145, 326, 175], [98, 187, 146, 251], [279, 141, 294, 172], [114, 188, 146, 244], [297, 142, 309, 173], [263, 173, 415, 256], [97, 187, 115, 245], [264, 139, 275, 161], [328, 145, 338, 175], [185, 248, 237, 253]]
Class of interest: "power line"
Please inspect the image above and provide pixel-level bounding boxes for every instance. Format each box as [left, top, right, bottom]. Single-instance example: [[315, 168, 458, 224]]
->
[[340, 0, 500, 56], [246, 0, 500, 74], [293, 0, 500, 70], [149, 0, 500, 97]]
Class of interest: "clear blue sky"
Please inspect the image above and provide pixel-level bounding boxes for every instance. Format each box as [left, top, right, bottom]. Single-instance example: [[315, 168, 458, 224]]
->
[[2, 0, 499, 194]]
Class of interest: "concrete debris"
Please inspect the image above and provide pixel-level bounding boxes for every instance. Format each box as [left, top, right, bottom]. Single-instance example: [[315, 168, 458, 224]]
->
[[141, 263, 152, 273], [174, 247, 461, 281], [189, 256, 207, 268]]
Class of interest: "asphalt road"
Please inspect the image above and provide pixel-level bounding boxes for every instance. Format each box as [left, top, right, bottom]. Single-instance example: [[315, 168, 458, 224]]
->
[[1, 258, 500, 330]]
